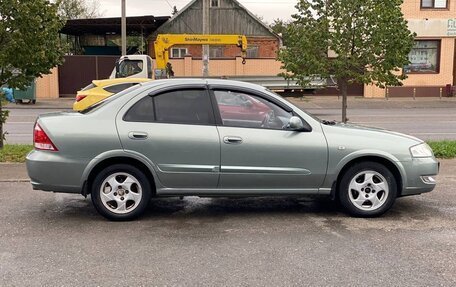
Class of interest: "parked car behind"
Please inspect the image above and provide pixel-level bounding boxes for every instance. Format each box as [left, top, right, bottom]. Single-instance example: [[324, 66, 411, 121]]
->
[[72, 78, 151, 111], [27, 79, 439, 221]]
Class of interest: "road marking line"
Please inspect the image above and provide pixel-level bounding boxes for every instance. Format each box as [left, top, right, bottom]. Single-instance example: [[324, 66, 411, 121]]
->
[[4, 122, 35, 124], [0, 179, 30, 182]]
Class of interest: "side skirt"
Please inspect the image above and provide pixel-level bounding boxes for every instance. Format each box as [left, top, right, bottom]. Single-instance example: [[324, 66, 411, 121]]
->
[[156, 188, 331, 197]]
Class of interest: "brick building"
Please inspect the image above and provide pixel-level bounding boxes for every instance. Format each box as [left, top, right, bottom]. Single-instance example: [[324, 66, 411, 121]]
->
[[151, 0, 282, 62], [366, 0, 456, 97]]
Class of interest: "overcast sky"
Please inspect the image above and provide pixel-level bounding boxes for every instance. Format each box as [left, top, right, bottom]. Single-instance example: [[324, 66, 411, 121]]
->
[[96, 0, 298, 23]]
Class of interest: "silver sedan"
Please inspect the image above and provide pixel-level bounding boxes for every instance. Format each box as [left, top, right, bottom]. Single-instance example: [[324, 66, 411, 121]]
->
[[26, 79, 439, 220]]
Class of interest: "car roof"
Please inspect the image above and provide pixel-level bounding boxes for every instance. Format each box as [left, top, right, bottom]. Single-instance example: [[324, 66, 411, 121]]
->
[[93, 78, 152, 87], [139, 78, 268, 91]]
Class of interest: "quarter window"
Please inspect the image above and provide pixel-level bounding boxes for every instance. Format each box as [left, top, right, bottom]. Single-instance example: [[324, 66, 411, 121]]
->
[[404, 40, 440, 74], [214, 90, 292, 130], [421, 0, 448, 8]]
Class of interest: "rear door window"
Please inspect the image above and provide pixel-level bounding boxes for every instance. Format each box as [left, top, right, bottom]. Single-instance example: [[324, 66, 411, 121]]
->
[[123, 89, 215, 125], [154, 89, 214, 125]]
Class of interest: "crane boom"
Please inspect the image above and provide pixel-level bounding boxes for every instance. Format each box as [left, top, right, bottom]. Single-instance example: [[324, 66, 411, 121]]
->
[[154, 34, 248, 72]]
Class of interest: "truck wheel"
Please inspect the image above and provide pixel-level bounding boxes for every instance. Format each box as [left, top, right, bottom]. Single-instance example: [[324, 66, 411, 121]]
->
[[338, 162, 397, 217], [91, 164, 151, 221]]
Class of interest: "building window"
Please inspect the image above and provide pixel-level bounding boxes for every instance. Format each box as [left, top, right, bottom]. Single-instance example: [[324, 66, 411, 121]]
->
[[404, 40, 440, 74], [211, 0, 220, 7], [210, 46, 224, 58], [247, 46, 259, 58], [171, 48, 188, 58], [421, 0, 448, 9]]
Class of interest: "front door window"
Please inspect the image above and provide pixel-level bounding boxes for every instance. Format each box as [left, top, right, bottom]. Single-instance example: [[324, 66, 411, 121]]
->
[[213, 90, 292, 130]]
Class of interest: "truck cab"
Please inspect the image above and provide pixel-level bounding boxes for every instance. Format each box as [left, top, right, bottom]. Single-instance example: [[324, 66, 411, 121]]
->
[[109, 55, 153, 79]]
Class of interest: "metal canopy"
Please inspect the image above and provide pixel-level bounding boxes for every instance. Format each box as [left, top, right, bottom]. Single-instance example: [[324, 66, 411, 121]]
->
[[60, 15, 170, 36]]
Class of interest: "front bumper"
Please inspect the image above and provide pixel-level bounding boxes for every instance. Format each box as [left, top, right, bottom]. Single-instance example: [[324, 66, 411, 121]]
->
[[26, 150, 88, 194], [400, 157, 439, 196]]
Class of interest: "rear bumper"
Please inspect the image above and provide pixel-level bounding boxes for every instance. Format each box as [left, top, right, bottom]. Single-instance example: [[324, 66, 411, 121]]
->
[[401, 157, 439, 196], [26, 150, 87, 194]]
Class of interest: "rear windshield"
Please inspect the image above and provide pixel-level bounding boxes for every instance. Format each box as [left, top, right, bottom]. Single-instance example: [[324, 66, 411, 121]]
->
[[79, 84, 142, 114]]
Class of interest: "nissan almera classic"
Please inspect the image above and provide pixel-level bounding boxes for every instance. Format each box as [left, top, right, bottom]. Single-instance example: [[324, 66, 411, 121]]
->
[[26, 79, 439, 221]]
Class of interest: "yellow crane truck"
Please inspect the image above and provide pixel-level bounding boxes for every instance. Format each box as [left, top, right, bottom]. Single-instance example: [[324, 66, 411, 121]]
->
[[110, 34, 248, 79]]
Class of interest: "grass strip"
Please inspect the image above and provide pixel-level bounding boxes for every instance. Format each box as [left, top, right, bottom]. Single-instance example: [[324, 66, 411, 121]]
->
[[427, 141, 456, 159], [0, 144, 33, 163]]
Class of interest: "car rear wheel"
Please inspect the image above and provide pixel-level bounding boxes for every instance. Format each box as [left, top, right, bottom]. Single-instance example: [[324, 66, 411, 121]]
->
[[91, 164, 151, 221], [338, 162, 397, 217]]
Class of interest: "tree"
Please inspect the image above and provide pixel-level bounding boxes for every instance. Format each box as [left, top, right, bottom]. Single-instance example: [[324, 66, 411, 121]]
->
[[57, 0, 103, 20], [0, 0, 66, 148], [269, 18, 291, 46], [278, 0, 415, 123]]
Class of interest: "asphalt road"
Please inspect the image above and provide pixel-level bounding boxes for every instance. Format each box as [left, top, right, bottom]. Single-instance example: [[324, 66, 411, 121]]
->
[[4, 108, 72, 145], [4, 105, 456, 144], [306, 107, 456, 141], [0, 160, 455, 286]]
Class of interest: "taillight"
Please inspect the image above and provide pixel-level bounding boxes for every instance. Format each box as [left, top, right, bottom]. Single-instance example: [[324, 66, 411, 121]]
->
[[34, 123, 58, 151], [76, 95, 87, 102]]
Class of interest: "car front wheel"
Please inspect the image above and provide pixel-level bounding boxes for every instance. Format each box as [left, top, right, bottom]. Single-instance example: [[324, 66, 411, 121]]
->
[[338, 162, 397, 217], [91, 164, 151, 221]]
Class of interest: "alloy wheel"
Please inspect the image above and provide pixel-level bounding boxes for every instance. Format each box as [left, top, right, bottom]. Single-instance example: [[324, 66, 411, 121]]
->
[[99, 172, 143, 214], [348, 170, 389, 211]]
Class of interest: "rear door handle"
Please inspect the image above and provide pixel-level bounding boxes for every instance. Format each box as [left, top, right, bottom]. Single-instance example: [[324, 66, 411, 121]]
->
[[128, 132, 148, 140], [223, 136, 243, 145]]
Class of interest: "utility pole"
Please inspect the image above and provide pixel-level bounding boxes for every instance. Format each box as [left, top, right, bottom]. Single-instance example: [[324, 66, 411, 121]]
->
[[121, 0, 127, 56], [202, 0, 210, 77]]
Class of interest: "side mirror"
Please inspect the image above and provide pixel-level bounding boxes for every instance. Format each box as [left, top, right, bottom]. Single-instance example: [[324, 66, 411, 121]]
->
[[287, 116, 305, 131]]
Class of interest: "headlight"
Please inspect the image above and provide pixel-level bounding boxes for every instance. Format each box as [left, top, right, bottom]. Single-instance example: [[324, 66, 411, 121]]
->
[[410, 143, 434, 158]]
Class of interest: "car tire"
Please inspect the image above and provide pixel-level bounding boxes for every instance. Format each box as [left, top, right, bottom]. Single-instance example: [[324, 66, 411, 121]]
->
[[91, 164, 151, 221], [338, 162, 397, 217]]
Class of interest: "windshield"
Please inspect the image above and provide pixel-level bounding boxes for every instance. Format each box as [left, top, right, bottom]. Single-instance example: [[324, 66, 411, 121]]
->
[[116, 60, 143, 78], [79, 84, 142, 114]]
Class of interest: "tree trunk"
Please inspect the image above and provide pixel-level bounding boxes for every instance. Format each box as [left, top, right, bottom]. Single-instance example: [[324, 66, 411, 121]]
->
[[340, 80, 348, 123]]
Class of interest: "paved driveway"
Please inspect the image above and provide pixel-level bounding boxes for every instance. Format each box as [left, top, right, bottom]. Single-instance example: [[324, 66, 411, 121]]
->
[[0, 160, 455, 286]]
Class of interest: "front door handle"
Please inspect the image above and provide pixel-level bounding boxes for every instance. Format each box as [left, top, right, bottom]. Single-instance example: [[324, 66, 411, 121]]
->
[[128, 132, 148, 140], [223, 136, 243, 145]]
